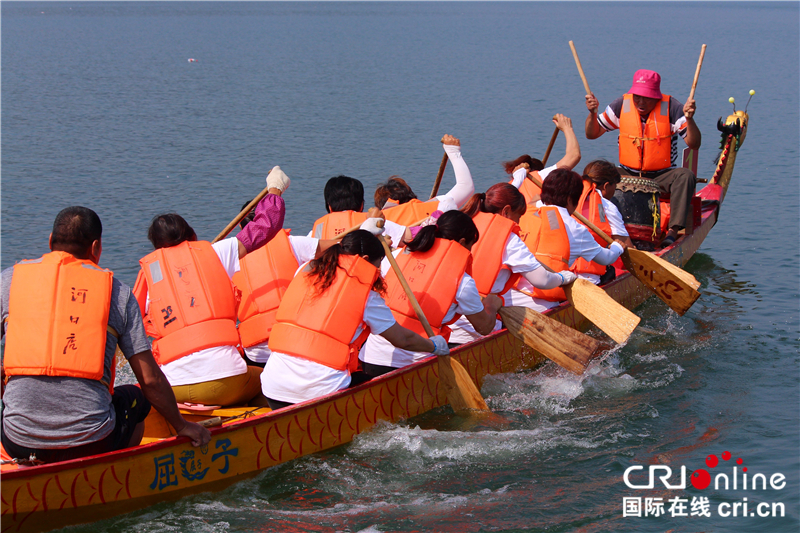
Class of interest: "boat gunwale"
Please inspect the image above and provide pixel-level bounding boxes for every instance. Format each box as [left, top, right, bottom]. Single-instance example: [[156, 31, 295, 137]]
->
[[0, 203, 720, 480]]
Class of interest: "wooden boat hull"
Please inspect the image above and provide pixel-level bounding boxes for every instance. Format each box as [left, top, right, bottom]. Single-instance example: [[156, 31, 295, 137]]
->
[[0, 112, 748, 533]]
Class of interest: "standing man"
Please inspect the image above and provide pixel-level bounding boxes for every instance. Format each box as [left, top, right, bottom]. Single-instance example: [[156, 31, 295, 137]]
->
[[1, 206, 210, 463], [584, 69, 701, 246]]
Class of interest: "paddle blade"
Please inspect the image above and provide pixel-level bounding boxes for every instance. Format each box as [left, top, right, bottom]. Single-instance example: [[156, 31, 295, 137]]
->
[[623, 249, 701, 316], [499, 307, 603, 375], [438, 356, 489, 413], [564, 279, 641, 344]]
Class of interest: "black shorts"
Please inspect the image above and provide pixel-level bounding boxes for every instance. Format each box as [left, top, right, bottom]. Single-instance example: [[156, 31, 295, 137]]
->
[[2, 384, 151, 463]]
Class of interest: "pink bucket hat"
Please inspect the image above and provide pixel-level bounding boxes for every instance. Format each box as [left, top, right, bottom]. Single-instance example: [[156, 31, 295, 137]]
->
[[629, 69, 662, 99]]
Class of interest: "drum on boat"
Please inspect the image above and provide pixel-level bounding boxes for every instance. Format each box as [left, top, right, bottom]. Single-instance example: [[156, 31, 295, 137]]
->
[[611, 176, 663, 243]]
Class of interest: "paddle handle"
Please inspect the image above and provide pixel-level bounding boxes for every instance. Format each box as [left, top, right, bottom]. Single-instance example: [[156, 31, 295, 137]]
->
[[569, 41, 592, 95], [199, 417, 222, 428], [378, 236, 436, 338], [213, 185, 271, 243], [542, 125, 559, 166], [688, 44, 707, 101], [430, 153, 449, 200], [526, 171, 614, 246]]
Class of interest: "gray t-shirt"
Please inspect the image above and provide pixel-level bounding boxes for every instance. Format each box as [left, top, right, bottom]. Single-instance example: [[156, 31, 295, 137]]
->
[[1, 262, 151, 449]]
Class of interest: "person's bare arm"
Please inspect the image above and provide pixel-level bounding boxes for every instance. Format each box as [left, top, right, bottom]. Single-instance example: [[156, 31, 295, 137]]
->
[[682, 98, 702, 149], [379, 323, 436, 352], [612, 234, 634, 248], [553, 114, 581, 170], [128, 351, 211, 447], [585, 94, 605, 139], [464, 294, 502, 335]]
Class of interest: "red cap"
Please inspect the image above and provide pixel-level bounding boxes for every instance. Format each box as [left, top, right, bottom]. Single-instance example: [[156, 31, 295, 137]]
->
[[629, 69, 662, 99]]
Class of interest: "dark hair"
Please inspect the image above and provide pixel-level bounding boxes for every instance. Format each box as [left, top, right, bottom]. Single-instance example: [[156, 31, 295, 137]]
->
[[461, 183, 526, 219], [148, 213, 197, 249], [50, 206, 103, 258], [239, 200, 256, 229], [406, 211, 479, 253], [540, 169, 584, 208], [308, 230, 386, 296], [582, 160, 621, 187], [502, 154, 544, 174], [374, 176, 417, 208], [324, 175, 364, 213]]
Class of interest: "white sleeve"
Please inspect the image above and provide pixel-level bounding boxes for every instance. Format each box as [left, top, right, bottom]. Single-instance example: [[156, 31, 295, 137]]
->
[[363, 291, 397, 336], [522, 267, 563, 290], [441, 143, 475, 208], [211, 238, 241, 278], [288, 236, 319, 264], [510, 168, 527, 189], [592, 243, 624, 265], [539, 165, 558, 181], [565, 216, 622, 266], [454, 274, 485, 315], [384, 220, 406, 248], [602, 197, 629, 236], [502, 234, 542, 273], [379, 249, 402, 277]]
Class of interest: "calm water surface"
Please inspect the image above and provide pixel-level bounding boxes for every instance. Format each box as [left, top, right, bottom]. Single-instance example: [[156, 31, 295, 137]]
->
[[2, 2, 798, 532]]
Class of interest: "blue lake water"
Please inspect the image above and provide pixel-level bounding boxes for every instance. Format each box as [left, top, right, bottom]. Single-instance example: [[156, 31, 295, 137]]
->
[[2, 2, 798, 532]]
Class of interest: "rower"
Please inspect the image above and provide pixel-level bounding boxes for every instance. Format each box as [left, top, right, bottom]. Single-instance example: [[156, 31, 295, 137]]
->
[[448, 183, 576, 345], [584, 69, 701, 247], [234, 203, 385, 369], [1, 206, 210, 463], [505, 114, 582, 206], [359, 211, 502, 377], [569, 160, 633, 284], [375, 134, 474, 225], [506, 169, 627, 312], [311, 176, 408, 246], [260, 230, 449, 410], [132, 169, 287, 407]]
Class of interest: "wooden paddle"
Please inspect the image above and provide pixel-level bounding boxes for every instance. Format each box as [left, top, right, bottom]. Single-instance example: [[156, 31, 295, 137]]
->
[[527, 171, 700, 315], [569, 41, 592, 95], [688, 44, 707, 101], [575, 213, 700, 315], [542, 126, 559, 166], [563, 279, 639, 344], [212, 184, 272, 244], [498, 306, 603, 375], [377, 235, 489, 413], [515, 272, 639, 345], [430, 153, 449, 200]]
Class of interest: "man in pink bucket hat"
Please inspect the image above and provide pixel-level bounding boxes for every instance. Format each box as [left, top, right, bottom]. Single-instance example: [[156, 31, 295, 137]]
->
[[584, 69, 701, 247]]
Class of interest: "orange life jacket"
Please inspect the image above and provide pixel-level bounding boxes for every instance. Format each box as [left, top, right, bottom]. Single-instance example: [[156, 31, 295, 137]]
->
[[383, 198, 439, 226], [511, 171, 543, 207], [469, 212, 521, 297], [232, 229, 299, 348], [571, 183, 613, 276], [619, 93, 673, 172], [133, 241, 240, 365], [311, 211, 369, 240], [384, 239, 472, 340], [4, 251, 115, 390], [517, 206, 570, 301], [269, 254, 379, 372]]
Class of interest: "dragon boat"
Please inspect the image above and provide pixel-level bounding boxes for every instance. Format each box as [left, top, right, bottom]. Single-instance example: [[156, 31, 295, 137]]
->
[[0, 111, 749, 533]]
